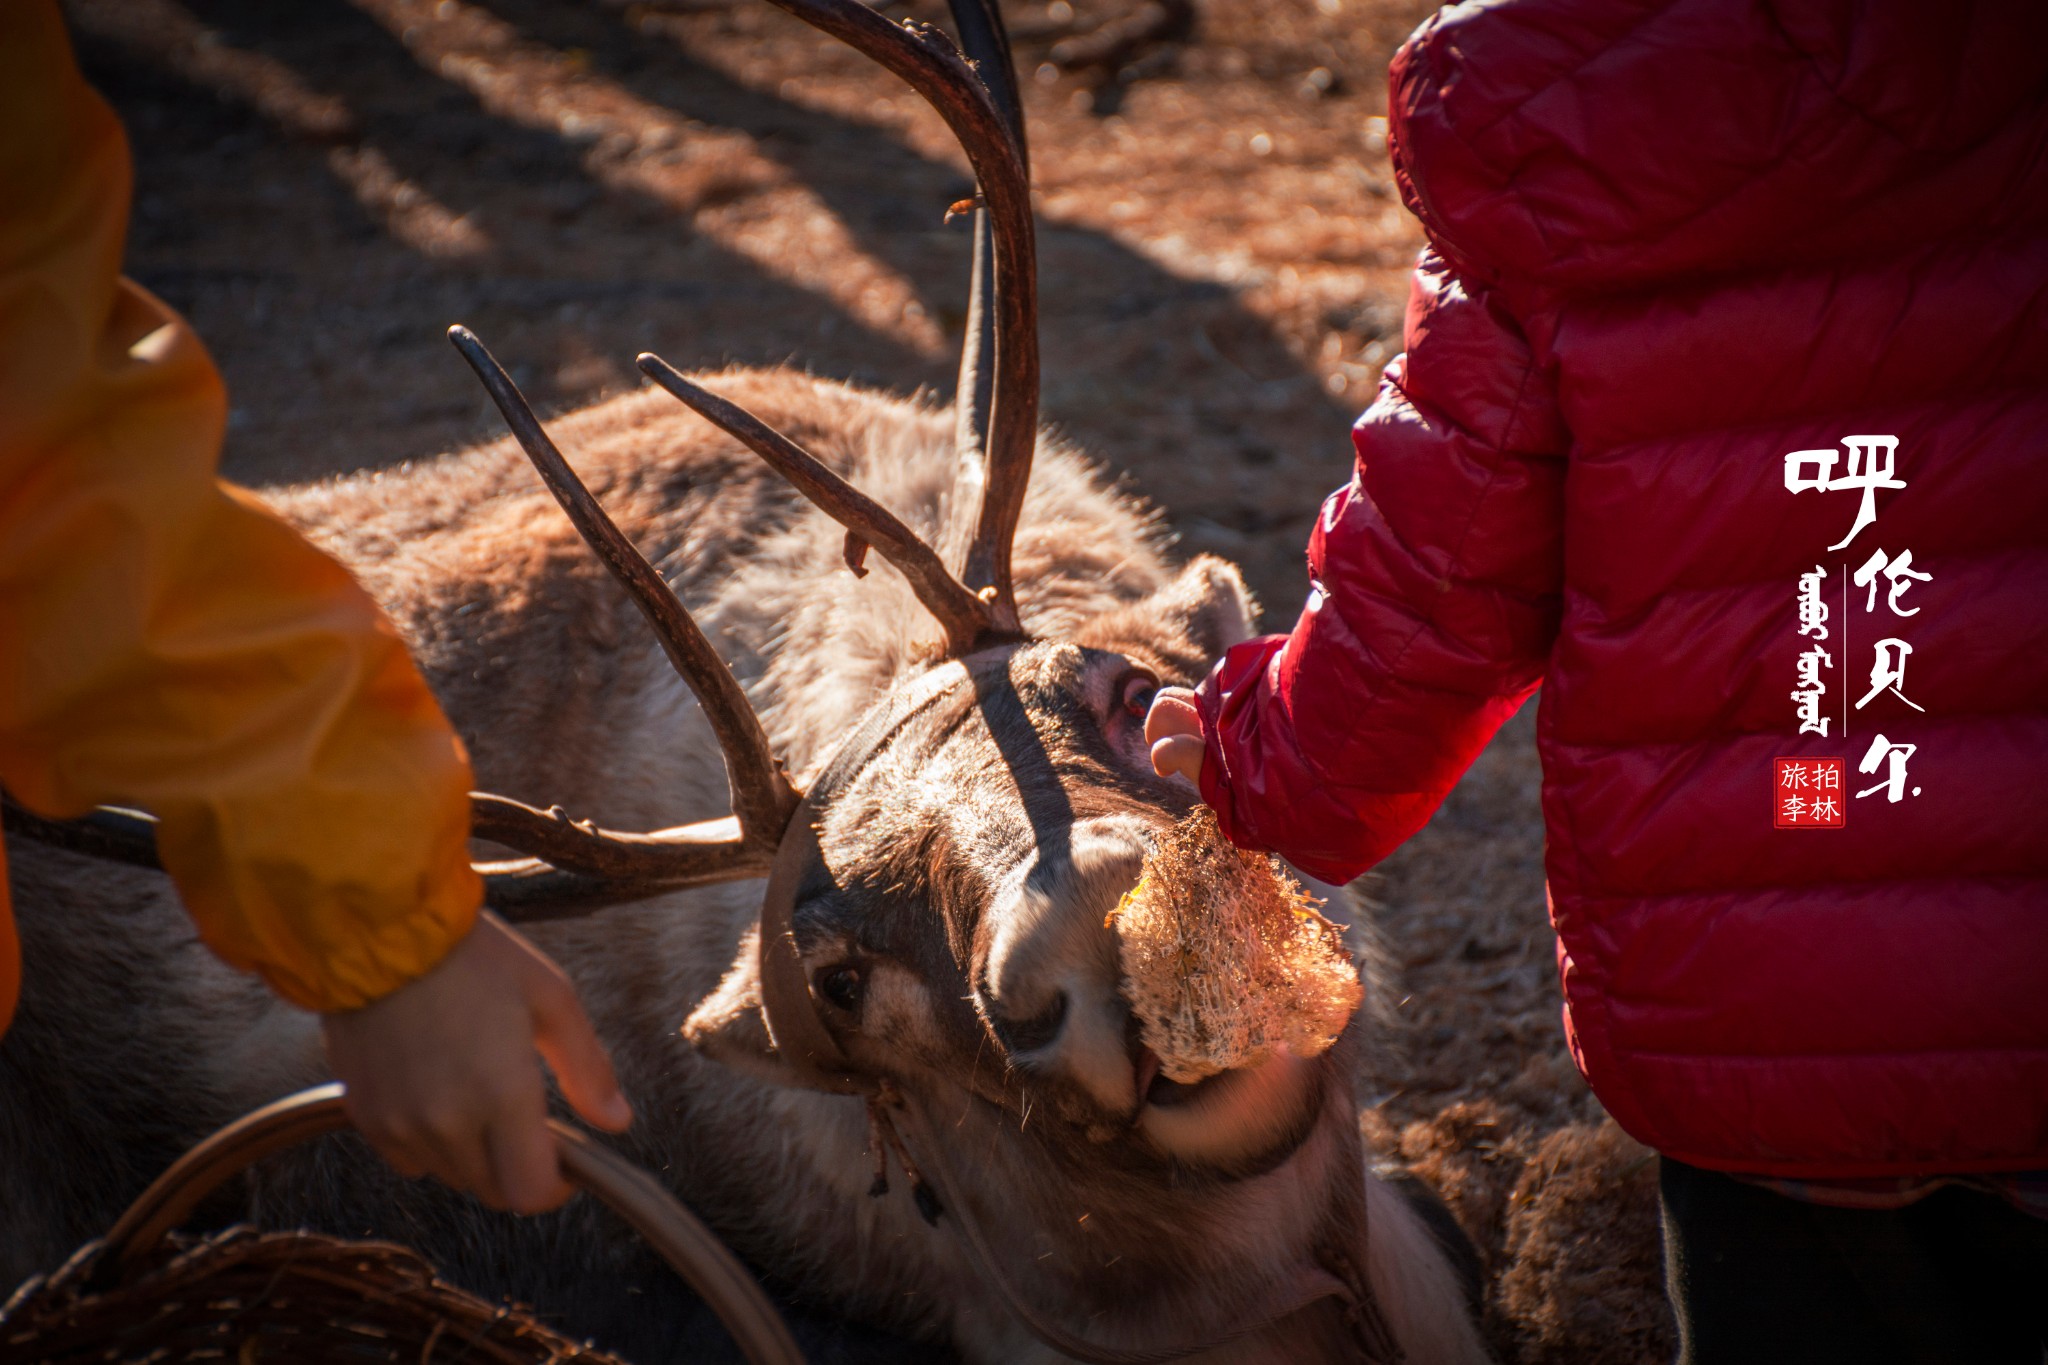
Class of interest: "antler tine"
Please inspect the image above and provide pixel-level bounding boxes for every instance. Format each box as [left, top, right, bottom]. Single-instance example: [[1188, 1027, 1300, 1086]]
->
[[949, 213, 997, 527], [2, 789, 777, 923], [468, 794, 752, 879], [942, 0, 1026, 575], [449, 326, 799, 846], [636, 354, 993, 654], [940, 0, 1033, 641], [946, 0, 1029, 159], [763, 0, 1037, 639]]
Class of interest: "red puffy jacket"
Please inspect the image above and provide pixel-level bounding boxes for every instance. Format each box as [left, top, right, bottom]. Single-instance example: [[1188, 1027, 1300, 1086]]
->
[[1197, 0, 2048, 1178]]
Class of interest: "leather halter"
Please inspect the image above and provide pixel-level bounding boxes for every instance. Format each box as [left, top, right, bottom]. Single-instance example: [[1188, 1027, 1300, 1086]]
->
[[744, 653, 1405, 1364], [753, 660, 971, 1096]]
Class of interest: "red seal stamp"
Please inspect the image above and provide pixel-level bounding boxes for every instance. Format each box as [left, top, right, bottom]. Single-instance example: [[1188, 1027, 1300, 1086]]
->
[[1775, 757, 1845, 828]]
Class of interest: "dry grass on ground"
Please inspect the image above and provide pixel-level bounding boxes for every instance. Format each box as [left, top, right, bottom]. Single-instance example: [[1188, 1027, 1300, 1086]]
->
[[69, 0, 1672, 1358]]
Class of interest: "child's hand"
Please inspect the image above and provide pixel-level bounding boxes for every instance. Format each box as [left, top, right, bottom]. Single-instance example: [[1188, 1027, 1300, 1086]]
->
[[321, 911, 632, 1214], [1145, 686, 1205, 784]]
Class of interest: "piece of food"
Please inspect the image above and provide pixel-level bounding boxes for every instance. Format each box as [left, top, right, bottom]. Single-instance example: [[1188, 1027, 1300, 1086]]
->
[[1108, 807, 1363, 1084]]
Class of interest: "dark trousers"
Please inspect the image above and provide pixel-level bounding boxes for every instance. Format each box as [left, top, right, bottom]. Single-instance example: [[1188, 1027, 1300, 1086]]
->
[[1660, 1158, 2048, 1365]]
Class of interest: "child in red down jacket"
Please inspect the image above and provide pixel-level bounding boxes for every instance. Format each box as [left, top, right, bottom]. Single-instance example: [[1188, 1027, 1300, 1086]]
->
[[1146, 1, 2048, 1360]]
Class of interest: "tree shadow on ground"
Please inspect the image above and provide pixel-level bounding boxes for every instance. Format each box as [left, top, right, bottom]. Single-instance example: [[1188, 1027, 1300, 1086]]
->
[[74, 0, 1356, 621]]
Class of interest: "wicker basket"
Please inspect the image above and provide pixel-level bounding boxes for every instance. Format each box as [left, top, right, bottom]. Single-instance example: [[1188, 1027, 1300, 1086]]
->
[[0, 1086, 804, 1365]]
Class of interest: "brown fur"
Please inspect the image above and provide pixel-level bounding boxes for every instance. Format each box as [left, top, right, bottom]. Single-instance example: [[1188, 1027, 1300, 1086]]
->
[[1496, 1124, 1670, 1365], [1372, 1099, 1674, 1364], [1, 370, 1489, 1364]]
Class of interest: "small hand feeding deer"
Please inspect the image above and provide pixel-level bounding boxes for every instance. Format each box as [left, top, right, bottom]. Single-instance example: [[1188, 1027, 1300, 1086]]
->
[[0, 2, 1491, 1361]]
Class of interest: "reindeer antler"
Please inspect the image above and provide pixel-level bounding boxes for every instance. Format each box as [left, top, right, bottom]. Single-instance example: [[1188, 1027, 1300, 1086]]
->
[[644, 0, 1037, 650]]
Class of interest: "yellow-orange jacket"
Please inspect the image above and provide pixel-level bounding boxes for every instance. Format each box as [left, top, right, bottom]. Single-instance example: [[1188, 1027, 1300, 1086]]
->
[[0, 1, 480, 1034]]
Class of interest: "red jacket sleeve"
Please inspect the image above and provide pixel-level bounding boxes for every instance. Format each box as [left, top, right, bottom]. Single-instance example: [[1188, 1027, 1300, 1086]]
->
[[1195, 251, 1568, 884]]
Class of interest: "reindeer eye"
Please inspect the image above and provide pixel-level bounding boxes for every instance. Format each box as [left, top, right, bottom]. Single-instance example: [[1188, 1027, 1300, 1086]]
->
[[1118, 670, 1159, 719], [818, 965, 864, 1014]]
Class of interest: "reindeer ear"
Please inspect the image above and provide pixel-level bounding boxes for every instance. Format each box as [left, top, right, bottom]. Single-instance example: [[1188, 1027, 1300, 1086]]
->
[[682, 927, 811, 1089], [1151, 555, 1258, 662], [1075, 555, 1259, 679]]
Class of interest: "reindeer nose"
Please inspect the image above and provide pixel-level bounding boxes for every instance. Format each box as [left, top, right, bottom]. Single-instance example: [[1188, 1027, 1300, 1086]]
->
[[981, 821, 1153, 1117], [988, 990, 1070, 1054]]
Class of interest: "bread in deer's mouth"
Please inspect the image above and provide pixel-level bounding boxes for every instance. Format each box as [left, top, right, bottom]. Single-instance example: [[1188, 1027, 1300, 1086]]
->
[[1108, 807, 1363, 1086]]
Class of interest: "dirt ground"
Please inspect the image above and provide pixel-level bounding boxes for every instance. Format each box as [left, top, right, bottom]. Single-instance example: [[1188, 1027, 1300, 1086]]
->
[[68, 0, 1672, 1359]]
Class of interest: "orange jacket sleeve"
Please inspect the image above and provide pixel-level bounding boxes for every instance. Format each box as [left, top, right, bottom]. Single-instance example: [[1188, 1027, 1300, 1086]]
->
[[0, 1, 480, 1030]]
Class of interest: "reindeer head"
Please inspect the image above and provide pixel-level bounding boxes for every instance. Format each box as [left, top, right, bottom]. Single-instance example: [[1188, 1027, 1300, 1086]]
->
[[447, 1, 1386, 1355]]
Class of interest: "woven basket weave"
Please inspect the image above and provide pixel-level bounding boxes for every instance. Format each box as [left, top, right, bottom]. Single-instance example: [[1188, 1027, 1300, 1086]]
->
[[0, 1086, 803, 1365], [3, 1226, 633, 1364]]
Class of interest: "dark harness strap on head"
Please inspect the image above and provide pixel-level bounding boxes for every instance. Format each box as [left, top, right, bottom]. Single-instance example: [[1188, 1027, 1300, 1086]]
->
[[753, 661, 971, 1096], [748, 658, 1405, 1365]]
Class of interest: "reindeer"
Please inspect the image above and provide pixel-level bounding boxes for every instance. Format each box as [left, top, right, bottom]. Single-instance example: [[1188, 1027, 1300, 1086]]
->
[[0, 2, 1490, 1361]]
